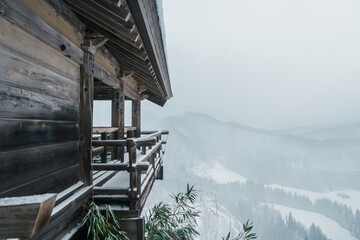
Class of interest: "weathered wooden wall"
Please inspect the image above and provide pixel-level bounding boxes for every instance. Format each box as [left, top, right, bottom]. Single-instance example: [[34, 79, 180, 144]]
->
[[0, 1, 82, 197]]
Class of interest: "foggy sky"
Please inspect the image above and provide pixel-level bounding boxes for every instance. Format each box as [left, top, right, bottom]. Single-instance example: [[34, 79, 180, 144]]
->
[[143, 0, 360, 129]]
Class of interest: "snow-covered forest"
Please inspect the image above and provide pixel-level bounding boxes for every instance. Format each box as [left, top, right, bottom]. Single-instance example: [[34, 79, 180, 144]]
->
[[143, 111, 360, 240]]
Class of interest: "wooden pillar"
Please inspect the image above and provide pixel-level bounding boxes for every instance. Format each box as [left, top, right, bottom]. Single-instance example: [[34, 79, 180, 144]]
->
[[79, 50, 94, 186], [132, 100, 141, 138], [111, 79, 125, 161]]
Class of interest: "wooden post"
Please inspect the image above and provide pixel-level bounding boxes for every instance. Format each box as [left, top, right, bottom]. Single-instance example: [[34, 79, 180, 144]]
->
[[127, 139, 137, 210], [132, 100, 141, 138], [141, 146, 146, 155], [79, 49, 94, 186], [111, 90, 119, 160], [119, 80, 125, 161], [101, 132, 107, 163], [137, 218, 145, 240], [111, 79, 125, 161]]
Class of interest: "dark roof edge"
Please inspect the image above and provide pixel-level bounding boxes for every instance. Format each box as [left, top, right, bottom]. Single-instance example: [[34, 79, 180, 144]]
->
[[127, 0, 173, 105]]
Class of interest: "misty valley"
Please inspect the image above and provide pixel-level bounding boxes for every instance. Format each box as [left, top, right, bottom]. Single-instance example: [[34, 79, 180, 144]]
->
[[144, 112, 360, 240]]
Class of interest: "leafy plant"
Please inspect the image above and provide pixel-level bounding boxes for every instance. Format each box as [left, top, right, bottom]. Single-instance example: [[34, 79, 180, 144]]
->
[[82, 202, 129, 240], [145, 184, 200, 240], [222, 220, 257, 240]]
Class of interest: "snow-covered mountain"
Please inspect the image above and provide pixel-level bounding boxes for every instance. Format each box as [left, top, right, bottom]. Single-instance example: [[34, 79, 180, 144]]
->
[[144, 111, 360, 240]]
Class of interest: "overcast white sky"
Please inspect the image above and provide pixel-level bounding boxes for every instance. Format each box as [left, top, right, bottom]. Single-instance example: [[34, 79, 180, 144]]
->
[[141, 0, 360, 129]]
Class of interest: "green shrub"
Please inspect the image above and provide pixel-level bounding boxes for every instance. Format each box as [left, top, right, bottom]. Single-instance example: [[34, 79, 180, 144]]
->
[[222, 220, 257, 240], [82, 202, 129, 240], [145, 184, 200, 240]]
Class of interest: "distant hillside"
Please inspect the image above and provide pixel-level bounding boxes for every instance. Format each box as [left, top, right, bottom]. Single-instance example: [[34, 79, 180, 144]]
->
[[144, 111, 360, 239], [143, 111, 360, 190], [275, 122, 360, 140]]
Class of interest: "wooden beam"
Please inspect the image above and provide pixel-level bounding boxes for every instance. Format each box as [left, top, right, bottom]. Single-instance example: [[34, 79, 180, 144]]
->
[[93, 127, 119, 134], [92, 163, 128, 171], [106, 43, 150, 72], [124, 82, 140, 100], [65, 0, 141, 48], [94, 46, 120, 77], [93, 187, 128, 195], [94, 62, 117, 88], [87, 0, 137, 34], [89, 0, 131, 22], [92, 140, 127, 147], [79, 50, 94, 186], [126, 0, 173, 100]]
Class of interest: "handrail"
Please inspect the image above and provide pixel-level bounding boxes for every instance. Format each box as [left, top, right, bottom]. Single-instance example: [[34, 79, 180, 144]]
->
[[134, 136, 157, 147], [141, 130, 169, 135], [92, 146, 104, 155], [91, 129, 168, 211], [92, 139, 127, 147], [92, 127, 119, 134]]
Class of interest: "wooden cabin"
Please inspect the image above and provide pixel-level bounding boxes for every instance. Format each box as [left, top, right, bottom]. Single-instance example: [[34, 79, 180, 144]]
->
[[0, 0, 172, 239]]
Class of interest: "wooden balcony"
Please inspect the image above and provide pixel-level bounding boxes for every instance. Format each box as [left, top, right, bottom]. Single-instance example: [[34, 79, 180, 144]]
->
[[90, 130, 168, 215]]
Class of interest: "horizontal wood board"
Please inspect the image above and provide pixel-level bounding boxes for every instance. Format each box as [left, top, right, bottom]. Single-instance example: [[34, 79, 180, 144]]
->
[[0, 11, 81, 197]]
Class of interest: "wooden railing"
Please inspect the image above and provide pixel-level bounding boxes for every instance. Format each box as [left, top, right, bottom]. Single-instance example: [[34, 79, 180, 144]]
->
[[91, 130, 168, 211]]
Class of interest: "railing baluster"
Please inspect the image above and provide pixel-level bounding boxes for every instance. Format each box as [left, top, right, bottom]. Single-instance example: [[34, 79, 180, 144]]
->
[[142, 146, 146, 155], [101, 132, 107, 163], [127, 139, 137, 210]]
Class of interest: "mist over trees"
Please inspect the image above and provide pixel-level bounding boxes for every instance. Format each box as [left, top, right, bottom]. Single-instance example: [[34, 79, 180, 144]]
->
[[144, 112, 360, 240]]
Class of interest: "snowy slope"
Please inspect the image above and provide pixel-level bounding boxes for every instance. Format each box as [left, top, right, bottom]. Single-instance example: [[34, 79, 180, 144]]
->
[[142, 112, 360, 239], [266, 203, 357, 240], [192, 161, 247, 184], [266, 184, 360, 213]]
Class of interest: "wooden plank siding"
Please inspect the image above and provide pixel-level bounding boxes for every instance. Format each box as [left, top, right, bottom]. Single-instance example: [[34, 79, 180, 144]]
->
[[0, 1, 81, 197]]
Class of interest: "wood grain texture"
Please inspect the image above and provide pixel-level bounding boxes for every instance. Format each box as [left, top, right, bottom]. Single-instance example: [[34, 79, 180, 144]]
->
[[18, 0, 83, 47], [93, 127, 119, 134], [79, 51, 94, 186], [0, 141, 79, 195], [95, 46, 120, 77], [0, 47, 79, 121], [0, 83, 79, 121], [0, 47, 80, 98], [0, 118, 78, 152], [0, 0, 83, 65], [94, 61, 118, 87], [0, 164, 79, 198], [0, 16, 80, 81], [132, 100, 141, 137], [0, 203, 40, 238]]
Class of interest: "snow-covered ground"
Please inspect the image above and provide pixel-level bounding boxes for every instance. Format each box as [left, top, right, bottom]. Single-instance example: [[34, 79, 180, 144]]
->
[[192, 161, 247, 184], [266, 203, 357, 240], [266, 184, 360, 213]]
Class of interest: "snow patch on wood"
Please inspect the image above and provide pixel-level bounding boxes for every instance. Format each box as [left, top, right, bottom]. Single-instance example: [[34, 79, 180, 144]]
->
[[0, 193, 56, 206]]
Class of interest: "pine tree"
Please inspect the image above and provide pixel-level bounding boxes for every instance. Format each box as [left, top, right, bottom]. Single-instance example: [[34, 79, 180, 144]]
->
[[354, 210, 360, 239]]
